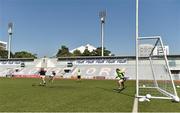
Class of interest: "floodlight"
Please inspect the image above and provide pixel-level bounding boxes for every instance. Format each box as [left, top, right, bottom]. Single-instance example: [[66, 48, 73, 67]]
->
[[99, 11, 106, 23], [8, 22, 13, 59], [8, 22, 13, 35]]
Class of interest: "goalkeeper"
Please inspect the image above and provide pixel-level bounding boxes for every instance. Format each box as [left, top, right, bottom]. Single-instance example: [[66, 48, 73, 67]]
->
[[115, 68, 126, 90]]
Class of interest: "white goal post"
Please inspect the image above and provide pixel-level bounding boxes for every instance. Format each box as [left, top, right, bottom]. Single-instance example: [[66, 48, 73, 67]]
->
[[136, 36, 179, 101]]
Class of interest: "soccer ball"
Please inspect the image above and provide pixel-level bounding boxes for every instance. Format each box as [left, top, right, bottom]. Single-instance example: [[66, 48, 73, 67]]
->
[[176, 85, 180, 88], [146, 94, 151, 99], [142, 85, 146, 88], [173, 96, 180, 102]]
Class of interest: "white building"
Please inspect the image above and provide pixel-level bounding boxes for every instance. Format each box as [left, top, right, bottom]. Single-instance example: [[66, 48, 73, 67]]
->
[[139, 44, 154, 57], [153, 45, 169, 55], [70, 44, 96, 53], [0, 40, 7, 50], [139, 44, 169, 57]]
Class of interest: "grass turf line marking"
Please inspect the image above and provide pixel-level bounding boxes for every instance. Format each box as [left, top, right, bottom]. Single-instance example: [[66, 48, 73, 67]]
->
[[132, 96, 138, 113]]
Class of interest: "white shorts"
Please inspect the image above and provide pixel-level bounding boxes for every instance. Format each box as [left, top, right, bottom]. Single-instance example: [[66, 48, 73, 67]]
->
[[40, 75, 45, 79], [49, 75, 55, 78], [118, 79, 124, 83]]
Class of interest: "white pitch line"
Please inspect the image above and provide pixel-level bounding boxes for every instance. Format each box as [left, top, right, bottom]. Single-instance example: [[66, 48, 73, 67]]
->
[[132, 96, 138, 113]]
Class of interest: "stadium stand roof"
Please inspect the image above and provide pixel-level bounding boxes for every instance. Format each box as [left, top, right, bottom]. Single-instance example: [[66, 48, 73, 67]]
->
[[57, 55, 180, 61], [0, 58, 35, 61]]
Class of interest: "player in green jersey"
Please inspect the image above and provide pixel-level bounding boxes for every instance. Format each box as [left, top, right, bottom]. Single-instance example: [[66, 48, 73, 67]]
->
[[115, 68, 126, 90]]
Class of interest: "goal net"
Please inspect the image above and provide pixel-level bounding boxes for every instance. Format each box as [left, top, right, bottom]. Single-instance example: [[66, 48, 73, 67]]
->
[[137, 36, 179, 101]]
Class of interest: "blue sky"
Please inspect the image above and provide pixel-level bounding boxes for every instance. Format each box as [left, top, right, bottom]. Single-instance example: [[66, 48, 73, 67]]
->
[[0, 0, 180, 57]]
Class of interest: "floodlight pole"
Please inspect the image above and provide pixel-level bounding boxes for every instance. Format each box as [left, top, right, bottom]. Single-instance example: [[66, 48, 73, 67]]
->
[[101, 20, 104, 57], [8, 22, 13, 59], [136, 0, 139, 97], [99, 11, 106, 57]]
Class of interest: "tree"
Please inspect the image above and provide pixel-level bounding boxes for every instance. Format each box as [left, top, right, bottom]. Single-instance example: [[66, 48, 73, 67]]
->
[[73, 49, 82, 56], [0, 47, 3, 50], [92, 47, 101, 56], [56, 45, 72, 57], [103, 47, 111, 56], [91, 50, 97, 56], [0, 50, 13, 58], [14, 51, 37, 58], [91, 47, 111, 56], [56, 45, 112, 57], [82, 48, 91, 56]]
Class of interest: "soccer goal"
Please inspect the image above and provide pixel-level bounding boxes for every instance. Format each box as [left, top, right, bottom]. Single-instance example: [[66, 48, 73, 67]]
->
[[136, 36, 179, 101]]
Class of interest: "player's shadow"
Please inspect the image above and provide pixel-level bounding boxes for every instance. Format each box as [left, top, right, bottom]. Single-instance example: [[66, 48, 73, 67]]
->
[[95, 87, 113, 93], [96, 87, 134, 98], [46, 85, 77, 89]]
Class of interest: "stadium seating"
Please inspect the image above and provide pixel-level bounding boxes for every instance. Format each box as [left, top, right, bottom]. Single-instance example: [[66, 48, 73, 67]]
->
[[0, 58, 136, 79], [0, 57, 179, 80]]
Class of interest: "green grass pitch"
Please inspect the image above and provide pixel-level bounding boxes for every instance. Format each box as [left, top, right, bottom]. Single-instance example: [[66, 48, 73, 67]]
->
[[0, 78, 180, 112], [0, 78, 135, 112], [139, 85, 180, 112]]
